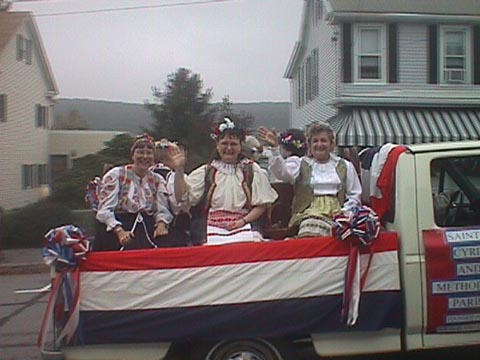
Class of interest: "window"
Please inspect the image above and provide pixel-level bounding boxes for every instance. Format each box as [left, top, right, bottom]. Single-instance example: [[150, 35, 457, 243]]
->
[[431, 156, 480, 227], [38, 164, 48, 185], [297, 66, 305, 108], [440, 26, 471, 84], [0, 94, 6, 122], [306, 56, 312, 101], [353, 24, 386, 82], [16, 34, 32, 65], [25, 39, 32, 65], [22, 164, 48, 189], [36, 105, 49, 128], [297, 49, 319, 107], [312, 48, 319, 98]]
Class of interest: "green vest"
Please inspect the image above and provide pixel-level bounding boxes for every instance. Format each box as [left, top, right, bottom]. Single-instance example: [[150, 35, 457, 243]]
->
[[291, 158, 347, 217]]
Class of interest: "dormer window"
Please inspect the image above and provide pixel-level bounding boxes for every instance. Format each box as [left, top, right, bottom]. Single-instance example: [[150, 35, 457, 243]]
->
[[439, 26, 471, 84], [353, 24, 387, 83]]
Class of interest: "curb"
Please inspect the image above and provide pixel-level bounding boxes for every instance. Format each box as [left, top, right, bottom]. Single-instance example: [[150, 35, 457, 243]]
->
[[0, 263, 49, 275]]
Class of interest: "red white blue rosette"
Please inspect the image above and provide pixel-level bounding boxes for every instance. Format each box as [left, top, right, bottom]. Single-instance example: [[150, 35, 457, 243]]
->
[[42, 224, 91, 270], [333, 205, 381, 245], [333, 206, 381, 326]]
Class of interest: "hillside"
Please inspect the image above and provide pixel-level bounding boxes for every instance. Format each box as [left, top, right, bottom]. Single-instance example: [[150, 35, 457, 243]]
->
[[53, 98, 291, 135]]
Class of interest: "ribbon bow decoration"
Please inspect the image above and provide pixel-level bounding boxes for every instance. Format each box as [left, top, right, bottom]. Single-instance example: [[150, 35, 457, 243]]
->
[[333, 206, 381, 326], [38, 225, 91, 351]]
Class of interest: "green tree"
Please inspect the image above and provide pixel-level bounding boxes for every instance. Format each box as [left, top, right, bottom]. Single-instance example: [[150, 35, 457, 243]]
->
[[218, 95, 255, 132], [54, 109, 89, 130], [145, 68, 217, 170]]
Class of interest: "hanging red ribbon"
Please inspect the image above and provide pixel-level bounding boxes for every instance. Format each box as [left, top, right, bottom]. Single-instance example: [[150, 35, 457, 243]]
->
[[334, 206, 380, 326]]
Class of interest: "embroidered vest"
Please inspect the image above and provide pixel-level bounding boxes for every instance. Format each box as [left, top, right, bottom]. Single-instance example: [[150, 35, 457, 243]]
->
[[202, 161, 255, 213], [291, 158, 347, 216]]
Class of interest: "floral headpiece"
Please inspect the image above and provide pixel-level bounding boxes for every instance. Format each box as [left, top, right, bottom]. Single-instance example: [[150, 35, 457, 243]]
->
[[131, 133, 155, 154], [210, 117, 244, 141], [279, 131, 306, 150]]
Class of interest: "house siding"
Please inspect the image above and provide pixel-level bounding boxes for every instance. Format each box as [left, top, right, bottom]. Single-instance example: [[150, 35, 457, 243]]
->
[[0, 20, 53, 210], [291, 6, 339, 130], [339, 22, 480, 95]]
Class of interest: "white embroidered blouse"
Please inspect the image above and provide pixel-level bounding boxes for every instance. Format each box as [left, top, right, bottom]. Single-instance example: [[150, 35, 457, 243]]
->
[[173, 159, 278, 213], [96, 165, 173, 231], [269, 148, 362, 211]]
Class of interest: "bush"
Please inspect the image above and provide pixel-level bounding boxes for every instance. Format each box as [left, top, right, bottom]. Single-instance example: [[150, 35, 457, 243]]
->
[[0, 200, 76, 249]]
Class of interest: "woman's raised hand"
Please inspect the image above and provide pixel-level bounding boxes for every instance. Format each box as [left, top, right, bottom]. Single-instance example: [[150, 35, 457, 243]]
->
[[258, 126, 279, 147], [168, 144, 187, 171]]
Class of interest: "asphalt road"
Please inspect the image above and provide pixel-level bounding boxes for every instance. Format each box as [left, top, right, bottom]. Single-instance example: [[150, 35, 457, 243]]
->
[[1, 273, 479, 360], [1, 272, 51, 360]]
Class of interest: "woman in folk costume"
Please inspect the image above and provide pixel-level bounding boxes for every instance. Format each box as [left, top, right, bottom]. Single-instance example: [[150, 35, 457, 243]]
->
[[258, 121, 362, 238], [169, 117, 278, 245], [94, 133, 173, 251]]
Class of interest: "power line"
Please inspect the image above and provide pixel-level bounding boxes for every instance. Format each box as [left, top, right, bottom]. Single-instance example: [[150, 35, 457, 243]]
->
[[25, 0, 236, 17]]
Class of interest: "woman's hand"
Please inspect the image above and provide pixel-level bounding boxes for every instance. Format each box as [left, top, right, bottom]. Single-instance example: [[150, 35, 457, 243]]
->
[[258, 126, 279, 147], [224, 218, 247, 231], [154, 221, 169, 237], [168, 145, 187, 171], [114, 226, 133, 246]]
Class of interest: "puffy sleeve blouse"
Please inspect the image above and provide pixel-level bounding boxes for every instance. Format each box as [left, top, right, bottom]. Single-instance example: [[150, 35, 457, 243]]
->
[[269, 149, 362, 211], [173, 159, 278, 212], [96, 165, 173, 231]]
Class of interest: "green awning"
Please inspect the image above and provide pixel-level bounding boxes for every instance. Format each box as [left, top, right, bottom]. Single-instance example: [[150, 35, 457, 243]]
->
[[329, 107, 480, 147]]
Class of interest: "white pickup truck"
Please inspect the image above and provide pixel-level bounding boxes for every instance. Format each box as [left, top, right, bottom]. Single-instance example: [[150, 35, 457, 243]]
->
[[41, 140, 480, 360]]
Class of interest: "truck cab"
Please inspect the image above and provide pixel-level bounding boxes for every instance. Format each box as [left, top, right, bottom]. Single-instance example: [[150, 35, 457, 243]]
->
[[313, 141, 480, 357]]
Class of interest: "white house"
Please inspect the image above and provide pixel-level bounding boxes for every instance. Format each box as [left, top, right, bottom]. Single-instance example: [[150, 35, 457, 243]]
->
[[0, 10, 58, 210], [285, 0, 480, 147], [0, 9, 124, 211]]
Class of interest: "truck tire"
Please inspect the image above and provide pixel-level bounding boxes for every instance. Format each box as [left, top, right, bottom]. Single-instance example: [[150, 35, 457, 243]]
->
[[205, 339, 283, 360]]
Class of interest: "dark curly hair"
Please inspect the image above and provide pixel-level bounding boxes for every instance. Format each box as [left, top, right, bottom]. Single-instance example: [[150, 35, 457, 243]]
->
[[279, 128, 306, 157]]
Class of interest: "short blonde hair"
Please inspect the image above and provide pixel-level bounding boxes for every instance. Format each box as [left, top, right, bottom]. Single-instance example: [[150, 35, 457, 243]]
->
[[305, 121, 335, 144]]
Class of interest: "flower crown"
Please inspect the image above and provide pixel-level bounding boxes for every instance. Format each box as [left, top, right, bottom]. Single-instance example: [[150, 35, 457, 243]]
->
[[210, 117, 244, 141], [131, 133, 155, 153], [279, 132, 306, 150]]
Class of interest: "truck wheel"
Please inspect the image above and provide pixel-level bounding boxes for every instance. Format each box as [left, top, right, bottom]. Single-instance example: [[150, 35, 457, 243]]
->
[[206, 339, 283, 360]]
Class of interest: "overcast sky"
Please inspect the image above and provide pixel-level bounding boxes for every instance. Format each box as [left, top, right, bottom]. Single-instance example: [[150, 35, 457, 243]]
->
[[12, 0, 303, 104]]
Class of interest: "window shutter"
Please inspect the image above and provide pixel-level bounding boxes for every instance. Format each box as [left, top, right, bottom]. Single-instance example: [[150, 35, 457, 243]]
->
[[428, 25, 438, 84], [388, 24, 398, 83], [16, 34, 23, 61], [342, 23, 352, 83], [25, 40, 32, 65], [474, 26, 480, 84]]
